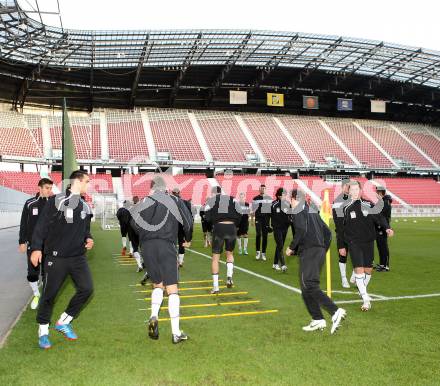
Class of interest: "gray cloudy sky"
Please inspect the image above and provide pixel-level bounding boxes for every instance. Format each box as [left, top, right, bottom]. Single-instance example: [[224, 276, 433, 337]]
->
[[19, 0, 439, 51]]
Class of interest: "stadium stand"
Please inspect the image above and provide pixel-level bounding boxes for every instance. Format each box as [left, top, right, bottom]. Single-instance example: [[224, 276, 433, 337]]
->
[[325, 119, 394, 168], [71, 117, 101, 160], [121, 173, 210, 205], [47, 115, 101, 160], [0, 112, 43, 159], [360, 121, 432, 168], [194, 111, 254, 163], [106, 110, 149, 162], [23, 115, 44, 156], [1, 109, 440, 170], [379, 177, 440, 205], [278, 117, 355, 166], [396, 124, 440, 165], [241, 114, 304, 165], [2, 170, 440, 207], [148, 109, 205, 161], [0, 171, 43, 195], [48, 115, 62, 151]]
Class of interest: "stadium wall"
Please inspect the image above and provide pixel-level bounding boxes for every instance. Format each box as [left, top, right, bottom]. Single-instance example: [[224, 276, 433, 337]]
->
[[0, 186, 30, 229]]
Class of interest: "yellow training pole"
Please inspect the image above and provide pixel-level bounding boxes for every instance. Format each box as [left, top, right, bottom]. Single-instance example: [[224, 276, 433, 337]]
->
[[321, 189, 332, 298]]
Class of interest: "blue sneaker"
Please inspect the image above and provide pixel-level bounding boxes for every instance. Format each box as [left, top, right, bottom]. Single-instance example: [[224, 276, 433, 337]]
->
[[39, 335, 52, 350], [55, 323, 78, 340]]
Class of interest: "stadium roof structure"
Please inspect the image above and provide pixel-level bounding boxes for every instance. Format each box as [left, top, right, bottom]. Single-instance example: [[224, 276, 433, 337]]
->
[[1, 0, 440, 122]]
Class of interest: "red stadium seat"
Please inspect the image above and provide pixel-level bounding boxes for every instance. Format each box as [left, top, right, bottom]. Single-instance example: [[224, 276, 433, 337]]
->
[[195, 111, 253, 162], [149, 109, 205, 161]]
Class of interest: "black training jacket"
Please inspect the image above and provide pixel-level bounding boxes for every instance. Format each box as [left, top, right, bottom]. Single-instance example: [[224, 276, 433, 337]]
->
[[289, 204, 332, 254], [270, 199, 291, 230], [251, 194, 272, 218], [130, 191, 193, 244], [19, 194, 49, 245], [332, 192, 350, 249], [116, 207, 132, 228], [31, 192, 93, 258], [204, 194, 242, 226], [376, 195, 392, 232], [238, 202, 250, 223], [199, 205, 209, 224], [182, 198, 194, 218], [341, 199, 390, 244]]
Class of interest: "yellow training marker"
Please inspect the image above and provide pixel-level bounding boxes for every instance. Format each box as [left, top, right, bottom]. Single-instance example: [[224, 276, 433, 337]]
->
[[140, 300, 261, 311], [141, 291, 248, 301], [159, 309, 278, 321], [135, 285, 227, 293]]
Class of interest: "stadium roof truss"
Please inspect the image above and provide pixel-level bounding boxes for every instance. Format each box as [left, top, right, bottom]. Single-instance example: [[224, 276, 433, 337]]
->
[[1, 0, 440, 118]]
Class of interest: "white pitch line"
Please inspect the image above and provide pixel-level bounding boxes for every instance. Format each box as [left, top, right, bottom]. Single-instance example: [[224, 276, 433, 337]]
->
[[333, 290, 387, 300], [188, 248, 302, 294], [369, 293, 388, 300], [336, 293, 440, 304], [188, 249, 386, 299], [187, 249, 440, 303]]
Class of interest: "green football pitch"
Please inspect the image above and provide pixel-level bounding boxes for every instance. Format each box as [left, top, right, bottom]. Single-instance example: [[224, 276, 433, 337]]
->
[[1, 218, 440, 385]]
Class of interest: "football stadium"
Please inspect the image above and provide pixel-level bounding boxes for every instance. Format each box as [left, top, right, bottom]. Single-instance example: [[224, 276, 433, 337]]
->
[[0, 0, 439, 385]]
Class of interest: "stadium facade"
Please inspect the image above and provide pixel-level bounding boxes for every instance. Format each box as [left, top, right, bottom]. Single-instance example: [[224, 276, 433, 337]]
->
[[0, 0, 439, 224]]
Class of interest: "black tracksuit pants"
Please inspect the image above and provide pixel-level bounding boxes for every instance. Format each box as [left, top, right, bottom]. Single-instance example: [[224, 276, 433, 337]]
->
[[127, 227, 139, 253], [27, 246, 42, 283], [299, 247, 338, 320], [273, 227, 288, 266], [178, 226, 185, 255], [376, 231, 390, 267], [37, 255, 93, 325], [255, 216, 269, 253], [338, 241, 349, 264]]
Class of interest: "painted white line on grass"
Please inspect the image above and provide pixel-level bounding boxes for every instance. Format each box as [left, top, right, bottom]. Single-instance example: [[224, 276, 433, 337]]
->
[[187, 248, 302, 294], [336, 293, 440, 305], [332, 290, 388, 300], [187, 249, 439, 304], [369, 293, 388, 300]]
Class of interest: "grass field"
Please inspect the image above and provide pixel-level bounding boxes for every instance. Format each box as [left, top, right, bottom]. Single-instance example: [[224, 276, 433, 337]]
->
[[1, 218, 440, 385]]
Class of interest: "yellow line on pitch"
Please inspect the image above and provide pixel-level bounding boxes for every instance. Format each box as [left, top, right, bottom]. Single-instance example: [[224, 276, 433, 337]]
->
[[141, 291, 248, 301], [140, 300, 261, 311], [130, 279, 223, 287], [159, 309, 278, 321], [135, 285, 227, 293]]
